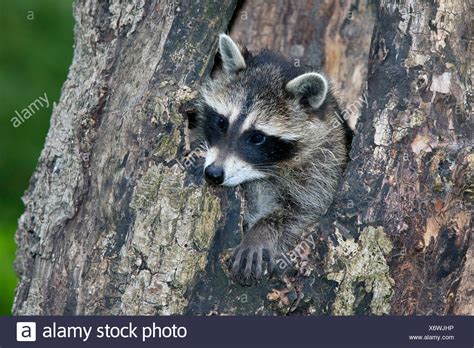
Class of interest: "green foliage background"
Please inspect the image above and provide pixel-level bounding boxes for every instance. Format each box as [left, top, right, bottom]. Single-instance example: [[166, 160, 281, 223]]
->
[[0, 0, 74, 315]]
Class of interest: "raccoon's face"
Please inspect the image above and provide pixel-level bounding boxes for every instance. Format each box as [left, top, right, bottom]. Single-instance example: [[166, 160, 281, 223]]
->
[[201, 103, 298, 186], [197, 34, 329, 187]]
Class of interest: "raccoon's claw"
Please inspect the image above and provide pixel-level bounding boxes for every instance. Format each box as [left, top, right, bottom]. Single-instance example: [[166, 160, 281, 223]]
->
[[230, 245, 275, 285]]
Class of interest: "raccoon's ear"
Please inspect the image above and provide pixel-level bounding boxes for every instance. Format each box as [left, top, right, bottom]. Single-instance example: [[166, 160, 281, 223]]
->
[[285, 72, 328, 109], [218, 34, 246, 74]]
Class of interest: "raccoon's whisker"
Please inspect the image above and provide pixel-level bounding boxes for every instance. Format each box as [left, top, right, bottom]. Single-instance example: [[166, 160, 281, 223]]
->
[[237, 163, 277, 174]]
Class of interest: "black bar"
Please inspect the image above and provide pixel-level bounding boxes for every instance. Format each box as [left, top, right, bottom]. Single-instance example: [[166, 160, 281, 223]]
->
[[1, 316, 472, 348]]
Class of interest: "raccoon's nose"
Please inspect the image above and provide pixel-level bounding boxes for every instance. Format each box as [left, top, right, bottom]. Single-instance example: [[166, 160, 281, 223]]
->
[[204, 165, 224, 185]]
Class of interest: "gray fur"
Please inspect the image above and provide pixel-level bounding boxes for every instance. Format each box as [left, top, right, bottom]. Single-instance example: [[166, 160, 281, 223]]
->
[[218, 34, 246, 74], [285, 72, 328, 109], [194, 35, 350, 285]]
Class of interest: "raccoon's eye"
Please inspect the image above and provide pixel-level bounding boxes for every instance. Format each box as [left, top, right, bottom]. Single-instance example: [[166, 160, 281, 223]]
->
[[217, 116, 227, 131], [250, 131, 266, 145]]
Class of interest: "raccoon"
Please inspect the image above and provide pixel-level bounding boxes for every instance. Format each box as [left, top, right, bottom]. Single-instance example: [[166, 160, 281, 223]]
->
[[193, 34, 352, 284]]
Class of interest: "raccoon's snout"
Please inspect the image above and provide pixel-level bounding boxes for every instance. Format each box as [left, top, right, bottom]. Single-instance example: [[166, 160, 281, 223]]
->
[[204, 164, 224, 185]]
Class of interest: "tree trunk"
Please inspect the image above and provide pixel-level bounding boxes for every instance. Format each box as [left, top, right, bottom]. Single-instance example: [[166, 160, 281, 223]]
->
[[13, 0, 239, 315], [317, 0, 472, 315], [13, 0, 472, 316]]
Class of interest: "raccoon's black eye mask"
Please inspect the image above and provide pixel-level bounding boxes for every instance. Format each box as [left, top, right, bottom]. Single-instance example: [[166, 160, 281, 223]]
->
[[248, 130, 266, 145], [239, 129, 298, 165], [199, 105, 297, 165], [217, 115, 227, 132], [201, 106, 227, 146]]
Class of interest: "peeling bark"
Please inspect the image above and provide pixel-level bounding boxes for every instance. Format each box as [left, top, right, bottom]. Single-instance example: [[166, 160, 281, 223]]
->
[[14, 0, 472, 316]]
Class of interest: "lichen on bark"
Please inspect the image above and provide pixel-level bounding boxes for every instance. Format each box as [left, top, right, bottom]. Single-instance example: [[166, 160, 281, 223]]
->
[[325, 226, 394, 315], [122, 163, 221, 314]]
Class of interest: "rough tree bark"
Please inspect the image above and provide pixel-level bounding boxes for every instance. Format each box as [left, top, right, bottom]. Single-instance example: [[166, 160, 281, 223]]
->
[[320, 0, 472, 315], [13, 0, 472, 316], [13, 0, 239, 315]]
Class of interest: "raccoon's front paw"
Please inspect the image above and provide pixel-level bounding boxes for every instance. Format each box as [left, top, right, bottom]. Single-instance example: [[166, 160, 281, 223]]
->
[[229, 237, 277, 285]]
